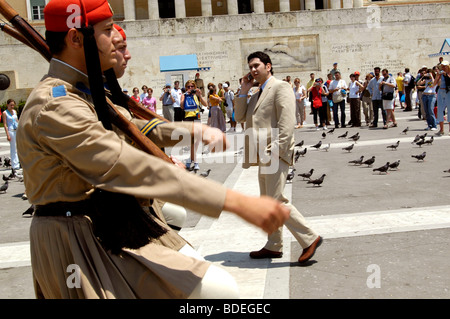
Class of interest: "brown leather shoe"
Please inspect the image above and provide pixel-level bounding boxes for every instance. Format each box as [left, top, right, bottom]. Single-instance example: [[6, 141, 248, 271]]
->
[[298, 236, 323, 264], [249, 248, 283, 259]]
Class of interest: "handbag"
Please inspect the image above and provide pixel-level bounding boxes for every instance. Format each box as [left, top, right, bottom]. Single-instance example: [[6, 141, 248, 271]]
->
[[382, 92, 394, 100], [381, 77, 394, 100], [332, 92, 344, 103], [332, 80, 345, 103]]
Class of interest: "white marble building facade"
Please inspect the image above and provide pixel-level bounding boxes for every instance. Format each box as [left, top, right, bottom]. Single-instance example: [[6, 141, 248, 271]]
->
[[0, 2, 449, 102]]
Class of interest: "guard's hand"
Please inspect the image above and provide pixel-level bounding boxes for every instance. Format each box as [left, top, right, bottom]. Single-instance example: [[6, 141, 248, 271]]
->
[[170, 156, 186, 169], [224, 191, 290, 235], [194, 123, 229, 153]]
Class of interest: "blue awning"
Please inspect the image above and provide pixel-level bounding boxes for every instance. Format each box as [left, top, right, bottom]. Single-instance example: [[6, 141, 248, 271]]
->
[[159, 54, 199, 72], [429, 38, 450, 58]]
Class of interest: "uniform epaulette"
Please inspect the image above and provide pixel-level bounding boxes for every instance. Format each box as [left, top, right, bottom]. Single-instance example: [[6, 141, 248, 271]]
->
[[52, 85, 67, 98], [140, 118, 166, 136]]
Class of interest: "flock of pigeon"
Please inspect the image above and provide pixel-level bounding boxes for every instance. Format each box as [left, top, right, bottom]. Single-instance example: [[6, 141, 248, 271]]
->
[[0, 156, 23, 194], [287, 125, 441, 187]]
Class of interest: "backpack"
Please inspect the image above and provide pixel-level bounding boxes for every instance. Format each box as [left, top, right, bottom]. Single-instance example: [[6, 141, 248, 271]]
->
[[407, 75, 416, 89], [184, 93, 199, 111]]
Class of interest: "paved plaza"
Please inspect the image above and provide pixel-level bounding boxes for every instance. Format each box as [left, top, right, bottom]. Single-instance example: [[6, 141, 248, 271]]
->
[[1, 105, 450, 299]]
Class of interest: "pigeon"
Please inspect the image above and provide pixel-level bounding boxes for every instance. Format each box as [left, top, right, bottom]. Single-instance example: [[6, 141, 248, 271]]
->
[[327, 128, 335, 134], [348, 132, 359, 140], [387, 141, 400, 151], [298, 169, 314, 180], [295, 140, 304, 148], [350, 135, 360, 143], [200, 169, 211, 177], [322, 143, 330, 152], [424, 136, 434, 145], [419, 133, 428, 140], [310, 141, 322, 150], [322, 132, 326, 139], [373, 162, 390, 174], [415, 139, 426, 147], [338, 131, 348, 138], [0, 180, 8, 193], [8, 168, 19, 180], [298, 148, 307, 157], [2, 174, 9, 182], [3, 157, 11, 168], [412, 152, 426, 161], [389, 160, 401, 170], [294, 150, 301, 163], [411, 135, 421, 144], [307, 174, 326, 187], [402, 127, 409, 134], [348, 156, 364, 165], [342, 144, 354, 152], [363, 156, 376, 167], [443, 169, 450, 173], [22, 204, 35, 217], [286, 168, 296, 183]]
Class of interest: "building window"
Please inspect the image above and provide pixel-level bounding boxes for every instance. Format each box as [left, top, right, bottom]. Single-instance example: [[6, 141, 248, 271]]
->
[[159, 0, 176, 18], [30, 0, 45, 20], [238, 0, 252, 14]]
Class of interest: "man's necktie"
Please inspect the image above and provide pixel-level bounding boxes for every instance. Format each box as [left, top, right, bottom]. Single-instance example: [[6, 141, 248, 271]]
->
[[257, 88, 263, 101]]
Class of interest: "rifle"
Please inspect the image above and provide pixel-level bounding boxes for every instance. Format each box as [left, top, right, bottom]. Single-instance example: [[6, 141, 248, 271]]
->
[[0, 0, 172, 163]]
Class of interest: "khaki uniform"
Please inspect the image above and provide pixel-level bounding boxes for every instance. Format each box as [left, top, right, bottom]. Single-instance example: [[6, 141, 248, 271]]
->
[[234, 77, 318, 251], [17, 59, 227, 298]]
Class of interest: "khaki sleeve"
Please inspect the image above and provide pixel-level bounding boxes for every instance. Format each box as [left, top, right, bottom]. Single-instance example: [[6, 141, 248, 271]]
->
[[234, 96, 248, 123], [36, 97, 226, 218], [113, 104, 194, 148], [144, 122, 194, 148]]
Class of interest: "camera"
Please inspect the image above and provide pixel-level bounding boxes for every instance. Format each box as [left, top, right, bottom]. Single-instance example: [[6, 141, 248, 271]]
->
[[190, 89, 196, 95]]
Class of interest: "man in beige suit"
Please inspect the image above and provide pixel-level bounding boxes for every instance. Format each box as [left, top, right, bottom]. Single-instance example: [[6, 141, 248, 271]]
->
[[235, 51, 323, 264]]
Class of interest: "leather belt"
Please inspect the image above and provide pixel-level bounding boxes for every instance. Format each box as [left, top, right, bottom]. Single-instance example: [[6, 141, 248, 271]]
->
[[34, 199, 92, 217]]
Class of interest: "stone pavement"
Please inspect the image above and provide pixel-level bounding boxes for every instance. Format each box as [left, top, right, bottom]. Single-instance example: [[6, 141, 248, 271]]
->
[[1, 106, 450, 299]]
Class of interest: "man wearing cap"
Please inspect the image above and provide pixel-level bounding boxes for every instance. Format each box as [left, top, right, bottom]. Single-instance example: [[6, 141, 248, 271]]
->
[[160, 83, 175, 122], [194, 72, 205, 96], [17, 0, 290, 299], [330, 62, 340, 80]]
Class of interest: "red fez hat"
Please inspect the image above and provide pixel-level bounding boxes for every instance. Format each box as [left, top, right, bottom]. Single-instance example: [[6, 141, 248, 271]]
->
[[44, 0, 114, 32], [114, 24, 126, 41]]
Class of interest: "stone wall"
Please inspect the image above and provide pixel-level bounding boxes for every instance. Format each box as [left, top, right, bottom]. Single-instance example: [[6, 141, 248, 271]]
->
[[0, 3, 448, 103]]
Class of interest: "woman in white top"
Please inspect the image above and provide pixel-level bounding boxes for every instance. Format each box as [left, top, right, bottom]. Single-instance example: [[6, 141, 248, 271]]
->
[[379, 69, 397, 129], [2, 99, 20, 169], [418, 69, 438, 130], [348, 73, 364, 127], [293, 78, 307, 128]]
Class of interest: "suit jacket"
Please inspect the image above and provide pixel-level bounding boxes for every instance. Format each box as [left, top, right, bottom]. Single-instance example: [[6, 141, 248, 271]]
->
[[234, 77, 295, 169]]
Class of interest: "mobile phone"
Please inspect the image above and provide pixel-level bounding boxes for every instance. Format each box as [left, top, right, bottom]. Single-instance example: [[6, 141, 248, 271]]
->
[[247, 73, 254, 81]]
